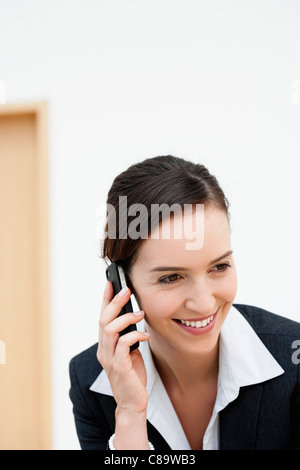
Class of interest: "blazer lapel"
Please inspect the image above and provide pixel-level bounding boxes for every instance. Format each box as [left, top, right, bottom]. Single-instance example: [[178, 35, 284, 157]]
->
[[219, 384, 263, 450], [96, 394, 116, 432], [96, 386, 263, 450]]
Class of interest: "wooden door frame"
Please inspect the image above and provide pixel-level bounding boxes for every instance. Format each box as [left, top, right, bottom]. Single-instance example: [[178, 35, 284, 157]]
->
[[0, 102, 51, 448]]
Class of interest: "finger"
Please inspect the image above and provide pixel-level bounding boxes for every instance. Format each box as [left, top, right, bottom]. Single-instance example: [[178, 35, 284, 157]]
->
[[100, 281, 114, 313], [101, 311, 144, 361], [114, 330, 150, 361], [98, 286, 133, 363], [106, 310, 144, 335], [99, 281, 114, 348], [101, 285, 132, 326]]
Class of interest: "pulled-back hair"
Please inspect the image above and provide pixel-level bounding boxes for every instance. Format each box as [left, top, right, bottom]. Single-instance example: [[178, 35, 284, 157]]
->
[[101, 155, 229, 275]]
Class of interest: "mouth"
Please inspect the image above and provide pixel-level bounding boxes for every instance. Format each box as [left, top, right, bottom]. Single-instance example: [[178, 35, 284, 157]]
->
[[172, 308, 219, 335]]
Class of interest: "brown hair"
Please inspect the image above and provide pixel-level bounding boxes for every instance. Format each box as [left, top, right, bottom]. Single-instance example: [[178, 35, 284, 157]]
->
[[101, 155, 229, 276]]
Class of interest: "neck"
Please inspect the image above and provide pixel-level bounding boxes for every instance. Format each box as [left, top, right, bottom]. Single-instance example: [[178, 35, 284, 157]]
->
[[148, 336, 219, 392]]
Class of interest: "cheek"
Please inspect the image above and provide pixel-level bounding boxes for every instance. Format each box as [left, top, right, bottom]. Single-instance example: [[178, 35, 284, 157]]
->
[[138, 290, 180, 321], [217, 272, 238, 302]]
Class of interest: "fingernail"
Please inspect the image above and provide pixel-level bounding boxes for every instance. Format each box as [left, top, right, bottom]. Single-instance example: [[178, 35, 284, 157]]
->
[[118, 286, 129, 296], [133, 310, 144, 316]]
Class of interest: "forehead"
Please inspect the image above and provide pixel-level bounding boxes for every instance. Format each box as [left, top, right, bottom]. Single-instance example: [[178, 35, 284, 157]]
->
[[133, 206, 231, 269]]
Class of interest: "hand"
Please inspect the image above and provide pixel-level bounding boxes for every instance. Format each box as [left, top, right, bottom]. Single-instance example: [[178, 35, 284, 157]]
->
[[97, 281, 150, 415]]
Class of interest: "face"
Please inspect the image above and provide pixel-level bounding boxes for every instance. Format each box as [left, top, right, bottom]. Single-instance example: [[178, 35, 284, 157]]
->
[[129, 205, 238, 358]]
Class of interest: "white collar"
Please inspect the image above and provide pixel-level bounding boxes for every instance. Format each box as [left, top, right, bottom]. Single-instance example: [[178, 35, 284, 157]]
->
[[90, 306, 284, 449], [217, 306, 284, 403]]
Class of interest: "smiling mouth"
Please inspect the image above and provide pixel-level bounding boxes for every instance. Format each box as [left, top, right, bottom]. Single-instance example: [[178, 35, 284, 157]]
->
[[173, 308, 219, 330]]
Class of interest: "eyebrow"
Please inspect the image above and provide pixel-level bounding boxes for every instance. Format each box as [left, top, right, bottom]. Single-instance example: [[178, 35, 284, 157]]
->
[[149, 250, 233, 273]]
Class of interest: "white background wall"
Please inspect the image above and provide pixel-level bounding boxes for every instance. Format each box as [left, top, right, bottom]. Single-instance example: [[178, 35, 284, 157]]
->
[[0, 0, 299, 449]]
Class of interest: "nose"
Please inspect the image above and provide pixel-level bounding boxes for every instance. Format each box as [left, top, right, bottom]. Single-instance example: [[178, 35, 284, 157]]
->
[[184, 278, 216, 316]]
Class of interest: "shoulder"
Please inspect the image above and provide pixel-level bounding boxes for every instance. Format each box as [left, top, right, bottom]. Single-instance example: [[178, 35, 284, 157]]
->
[[233, 303, 300, 369], [69, 345, 114, 450], [69, 343, 103, 389], [233, 303, 300, 337]]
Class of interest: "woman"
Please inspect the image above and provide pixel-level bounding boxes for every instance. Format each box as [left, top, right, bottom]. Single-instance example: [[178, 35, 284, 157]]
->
[[69, 155, 300, 450]]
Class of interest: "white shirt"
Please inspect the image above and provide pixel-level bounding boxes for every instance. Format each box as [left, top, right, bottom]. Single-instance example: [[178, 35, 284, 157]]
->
[[90, 305, 284, 450]]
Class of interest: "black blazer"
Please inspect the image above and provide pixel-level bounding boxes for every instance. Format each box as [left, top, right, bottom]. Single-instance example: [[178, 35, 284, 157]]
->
[[69, 304, 300, 450]]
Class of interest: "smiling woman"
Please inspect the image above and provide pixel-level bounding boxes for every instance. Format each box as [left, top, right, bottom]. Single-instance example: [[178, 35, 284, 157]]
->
[[129, 207, 237, 364], [69, 155, 300, 450]]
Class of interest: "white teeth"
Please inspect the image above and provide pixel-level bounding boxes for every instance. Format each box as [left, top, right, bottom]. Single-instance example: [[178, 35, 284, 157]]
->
[[180, 315, 214, 328]]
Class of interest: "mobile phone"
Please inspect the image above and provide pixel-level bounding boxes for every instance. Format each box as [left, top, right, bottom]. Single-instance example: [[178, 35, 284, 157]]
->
[[106, 262, 139, 352]]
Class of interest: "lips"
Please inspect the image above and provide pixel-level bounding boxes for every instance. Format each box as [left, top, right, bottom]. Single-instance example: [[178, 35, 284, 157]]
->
[[173, 308, 219, 335], [179, 315, 214, 328]]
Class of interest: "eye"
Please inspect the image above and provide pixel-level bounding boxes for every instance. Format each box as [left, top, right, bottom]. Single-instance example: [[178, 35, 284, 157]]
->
[[159, 273, 181, 284], [211, 263, 231, 273]]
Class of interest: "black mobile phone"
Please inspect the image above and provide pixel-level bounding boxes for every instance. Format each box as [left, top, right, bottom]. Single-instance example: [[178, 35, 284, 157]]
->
[[106, 262, 139, 352]]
